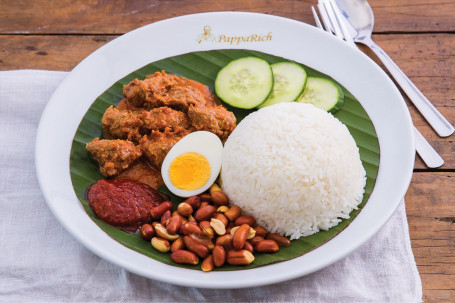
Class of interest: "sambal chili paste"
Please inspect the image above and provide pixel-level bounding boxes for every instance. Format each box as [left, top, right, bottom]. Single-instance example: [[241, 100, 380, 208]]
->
[[86, 179, 165, 232]]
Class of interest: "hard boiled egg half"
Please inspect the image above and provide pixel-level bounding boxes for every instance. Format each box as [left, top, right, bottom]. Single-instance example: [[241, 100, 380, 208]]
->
[[161, 131, 223, 197]]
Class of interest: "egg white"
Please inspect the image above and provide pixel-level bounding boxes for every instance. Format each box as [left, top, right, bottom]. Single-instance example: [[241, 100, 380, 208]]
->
[[161, 131, 223, 197]]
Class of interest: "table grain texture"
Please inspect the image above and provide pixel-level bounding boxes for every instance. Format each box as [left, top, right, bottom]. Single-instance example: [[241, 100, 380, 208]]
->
[[2, 1, 453, 302]]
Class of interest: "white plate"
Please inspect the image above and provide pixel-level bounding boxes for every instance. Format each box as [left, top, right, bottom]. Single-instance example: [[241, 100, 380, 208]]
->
[[35, 12, 415, 288]]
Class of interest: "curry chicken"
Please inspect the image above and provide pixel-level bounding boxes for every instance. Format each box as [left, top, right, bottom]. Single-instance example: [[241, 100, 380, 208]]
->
[[86, 71, 236, 188]]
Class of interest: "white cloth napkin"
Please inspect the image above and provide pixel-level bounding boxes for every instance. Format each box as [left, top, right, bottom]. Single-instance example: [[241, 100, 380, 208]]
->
[[0, 70, 422, 302]]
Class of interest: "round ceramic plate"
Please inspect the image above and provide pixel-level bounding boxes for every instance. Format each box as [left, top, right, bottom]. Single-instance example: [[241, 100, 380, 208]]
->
[[35, 12, 415, 288]]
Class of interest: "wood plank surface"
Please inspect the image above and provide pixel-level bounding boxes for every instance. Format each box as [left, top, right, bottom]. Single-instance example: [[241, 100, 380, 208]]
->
[[0, 0, 454, 34], [1, 0, 454, 302], [406, 172, 455, 302], [0, 35, 115, 71]]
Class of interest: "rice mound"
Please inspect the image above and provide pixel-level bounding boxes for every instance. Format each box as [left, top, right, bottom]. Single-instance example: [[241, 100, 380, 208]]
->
[[221, 102, 366, 240]]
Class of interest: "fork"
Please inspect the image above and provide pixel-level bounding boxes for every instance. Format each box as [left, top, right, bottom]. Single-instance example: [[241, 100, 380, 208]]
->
[[312, 1, 444, 168]]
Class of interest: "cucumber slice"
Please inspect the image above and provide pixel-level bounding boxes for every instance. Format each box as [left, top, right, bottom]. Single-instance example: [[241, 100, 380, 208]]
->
[[215, 57, 273, 109], [258, 62, 307, 108], [297, 77, 344, 113]]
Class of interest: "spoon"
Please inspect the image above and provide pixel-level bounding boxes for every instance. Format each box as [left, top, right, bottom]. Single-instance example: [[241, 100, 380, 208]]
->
[[335, 0, 454, 138]]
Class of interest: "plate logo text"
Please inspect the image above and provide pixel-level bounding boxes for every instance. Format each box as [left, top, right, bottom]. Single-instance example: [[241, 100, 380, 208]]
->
[[197, 26, 272, 45]]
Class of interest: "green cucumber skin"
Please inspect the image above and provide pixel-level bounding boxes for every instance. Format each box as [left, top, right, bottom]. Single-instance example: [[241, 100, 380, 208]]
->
[[258, 62, 307, 109], [297, 77, 344, 114], [328, 84, 344, 113], [214, 57, 273, 109]]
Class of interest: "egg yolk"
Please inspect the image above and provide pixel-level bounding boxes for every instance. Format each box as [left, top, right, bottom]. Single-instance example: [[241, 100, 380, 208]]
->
[[169, 152, 211, 190]]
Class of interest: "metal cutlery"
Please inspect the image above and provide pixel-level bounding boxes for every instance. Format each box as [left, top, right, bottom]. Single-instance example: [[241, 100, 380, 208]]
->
[[313, 0, 444, 168], [329, 0, 453, 138]]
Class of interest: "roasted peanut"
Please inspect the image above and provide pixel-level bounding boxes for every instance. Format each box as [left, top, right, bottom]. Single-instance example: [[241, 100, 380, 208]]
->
[[199, 220, 211, 229], [201, 255, 215, 272], [194, 205, 216, 221], [184, 196, 201, 209], [216, 206, 229, 213], [140, 224, 155, 240], [151, 237, 170, 253], [181, 222, 202, 236], [199, 221, 215, 238], [210, 218, 226, 236], [247, 227, 256, 239], [224, 205, 241, 221], [183, 236, 209, 258], [226, 250, 255, 265], [249, 236, 264, 246], [199, 193, 211, 202], [212, 245, 226, 267], [226, 222, 235, 234], [154, 223, 179, 241], [209, 183, 222, 194], [171, 211, 188, 225], [243, 241, 254, 253], [230, 226, 239, 235], [166, 214, 182, 235], [255, 239, 279, 253], [171, 237, 185, 253], [177, 202, 193, 217], [149, 189, 291, 270], [235, 215, 256, 227], [266, 233, 291, 247], [230, 226, 255, 239], [160, 210, 171, 226], [213, 213, 228, 226], [171, 250, 199, 265], [253, 226, 267, 238], [189, 233, 215, 250], [211, 191, 229, 206], [181, 216, 188, 225], [215, 234, 233, 251], [233, 224, 250, 250], [150, 201, 173, 219], [199, 201, 210, 209]]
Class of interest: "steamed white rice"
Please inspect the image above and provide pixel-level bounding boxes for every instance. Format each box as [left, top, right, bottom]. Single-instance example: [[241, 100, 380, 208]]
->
[[221, 102, 366, 240]]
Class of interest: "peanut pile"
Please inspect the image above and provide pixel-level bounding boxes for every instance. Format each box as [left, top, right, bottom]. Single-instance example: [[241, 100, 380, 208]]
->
[[139, 184, 291, 271]]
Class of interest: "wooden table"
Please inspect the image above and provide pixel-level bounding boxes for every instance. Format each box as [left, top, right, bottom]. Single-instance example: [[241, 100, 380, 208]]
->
[[2, 1, 453, 301]]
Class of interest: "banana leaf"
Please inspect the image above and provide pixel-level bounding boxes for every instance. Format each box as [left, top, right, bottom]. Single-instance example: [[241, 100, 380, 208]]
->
[[70, 49, 379, 271]]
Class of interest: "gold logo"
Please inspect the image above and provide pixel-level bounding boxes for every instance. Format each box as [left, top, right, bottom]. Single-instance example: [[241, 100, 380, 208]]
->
[[196, 26, 272, 45], [196, 26, 217, 43]]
